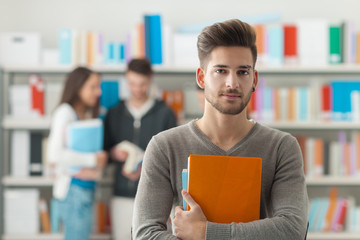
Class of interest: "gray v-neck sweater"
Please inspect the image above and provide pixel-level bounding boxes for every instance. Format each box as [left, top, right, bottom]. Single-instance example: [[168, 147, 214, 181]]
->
[[133, 120, 308, 239]]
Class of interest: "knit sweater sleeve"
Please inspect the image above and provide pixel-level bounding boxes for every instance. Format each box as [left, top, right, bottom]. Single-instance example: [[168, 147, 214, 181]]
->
[[133, 136, 178, 240], [206, 135, 308, 240]]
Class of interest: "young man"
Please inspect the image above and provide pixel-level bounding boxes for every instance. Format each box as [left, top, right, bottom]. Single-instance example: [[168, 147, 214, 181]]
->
[[103, 58, 177, 240], [132, 19, 308, 239]]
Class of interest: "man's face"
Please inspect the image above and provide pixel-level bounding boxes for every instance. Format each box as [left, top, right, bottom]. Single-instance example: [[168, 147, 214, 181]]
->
[[200, 46, 257, 115], [126, 71, 152, 101]]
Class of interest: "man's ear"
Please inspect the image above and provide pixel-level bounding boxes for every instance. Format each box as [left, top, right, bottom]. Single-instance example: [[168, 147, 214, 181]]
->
[[253, 69, 259, 90], [196, 67, 205, 89]]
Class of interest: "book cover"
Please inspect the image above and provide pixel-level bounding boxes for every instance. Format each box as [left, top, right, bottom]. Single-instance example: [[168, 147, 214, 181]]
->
[[59, 29, 72, 65], [4, 189, 40, 234], [100, 80, 120, 111], [267, 24, 284, 66], [39, 198, 51, 233], [297, 19, 328, 66], [67, 119, 103, 153], [29, 74, 44, 116], [30, 132, 43, 176], [284, 24, 298, 64], [11, 130, 30, 177], [186, 154, 262, 223], [144, 14, 163, 64], [182, 169, 187, 210], [116, 140, 144, 174], [329, 25, 342, 64], [67, 119, 104, 173]]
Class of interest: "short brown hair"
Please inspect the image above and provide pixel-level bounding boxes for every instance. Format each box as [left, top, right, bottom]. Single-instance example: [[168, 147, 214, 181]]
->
[[197, 19, 257, 67], [127, 58, 153, 76]]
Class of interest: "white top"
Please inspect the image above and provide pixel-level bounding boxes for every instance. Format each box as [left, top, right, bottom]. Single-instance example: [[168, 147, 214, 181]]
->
[[47, 103, 97, 199]]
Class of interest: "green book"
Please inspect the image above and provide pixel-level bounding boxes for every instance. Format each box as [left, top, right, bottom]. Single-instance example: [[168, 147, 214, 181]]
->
[[329, 25, 342, 64]]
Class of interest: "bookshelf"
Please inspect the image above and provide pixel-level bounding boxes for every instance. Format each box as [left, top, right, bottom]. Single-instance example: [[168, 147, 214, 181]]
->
[[2, 65, 360, 239], [1, 233, 111, 240]]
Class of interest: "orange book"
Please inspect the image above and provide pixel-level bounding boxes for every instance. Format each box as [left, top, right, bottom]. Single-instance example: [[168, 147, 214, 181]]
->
[[356, 33, 360, 64], [344, 142, 351, 176], [186, 154, 262, 223], [324, 187, 338, 232], [273, 88, 281, 122], [314, 138, 324, 176], [39, 198, 51, 233], [137, 23, 145, 58], [288, 88, 296, 121], [87, 32, 94, 65], [254, 25, 265, 55]]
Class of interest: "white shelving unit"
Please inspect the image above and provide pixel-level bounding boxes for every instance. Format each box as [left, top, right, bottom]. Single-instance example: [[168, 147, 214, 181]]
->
[[2, 233, 111, 240], [307, 232, 360, 240], [3, 64, 360, 239]]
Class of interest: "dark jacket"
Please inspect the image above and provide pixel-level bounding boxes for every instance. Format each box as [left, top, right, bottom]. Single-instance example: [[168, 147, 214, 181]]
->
[[104, 99, 177, 197]]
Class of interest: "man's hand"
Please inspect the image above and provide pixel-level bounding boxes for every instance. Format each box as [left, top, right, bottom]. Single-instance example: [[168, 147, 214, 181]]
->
[[173, 190, 207, 240], [110, 146, 128, 162]]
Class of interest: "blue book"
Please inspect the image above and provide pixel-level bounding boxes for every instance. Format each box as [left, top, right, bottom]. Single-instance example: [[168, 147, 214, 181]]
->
[[100, 80, 120, 110], [298, 87, 308, 121], [144, 14, 163, 64], [119, 43, 125, 63], [105, 42, 116, 64], [182, 169, 188, 211], [315, 198, 329, 232], [67, 119, 103, 153], [308, 198, 320, 232], [59, 29, 72, 65], [267, 25, 284, 66], [67, 119, 103, 174], [331, 81, 360, 121]]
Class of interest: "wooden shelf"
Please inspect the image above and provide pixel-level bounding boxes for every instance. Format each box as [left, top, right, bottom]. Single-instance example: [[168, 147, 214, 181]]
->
[[2, 176, 113, 187], [2, 233, 111, 240], [307, 232, 360, 240]]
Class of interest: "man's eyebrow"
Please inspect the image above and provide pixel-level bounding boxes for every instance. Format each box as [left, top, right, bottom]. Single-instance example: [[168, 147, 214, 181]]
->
[[212, 64, 253, 69]]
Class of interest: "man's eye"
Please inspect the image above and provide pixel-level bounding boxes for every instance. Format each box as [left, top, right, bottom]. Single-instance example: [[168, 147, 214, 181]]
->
[[239, 70, 249, 75], [216, 69, 226, 74]]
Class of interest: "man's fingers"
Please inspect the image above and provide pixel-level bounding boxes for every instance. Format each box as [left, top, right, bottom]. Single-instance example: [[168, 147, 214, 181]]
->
[[182, 190, 198, 209]]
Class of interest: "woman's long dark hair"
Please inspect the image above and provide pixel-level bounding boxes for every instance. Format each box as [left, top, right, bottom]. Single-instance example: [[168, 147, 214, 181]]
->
[[59, 66, 100, 118]]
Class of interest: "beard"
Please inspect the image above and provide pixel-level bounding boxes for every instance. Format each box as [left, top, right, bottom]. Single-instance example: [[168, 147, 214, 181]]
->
[[204, 88, 252, 115]]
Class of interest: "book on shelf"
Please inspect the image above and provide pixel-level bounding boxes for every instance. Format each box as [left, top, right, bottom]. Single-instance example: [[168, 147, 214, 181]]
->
[[4, 188, 40, 234], [66, 119, 104, 173], [248, 77, 360, 123], [29, 74, 45, 116], [295, 130, 360, 178], [39, 198, 51, 233], [183, 154, 262, 224], [308, 191, 360, 233], [116, 140, 144, 174], [11, 130, 50, 177]]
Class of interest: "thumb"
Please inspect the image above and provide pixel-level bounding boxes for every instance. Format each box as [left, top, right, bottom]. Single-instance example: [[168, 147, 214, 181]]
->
[[182, 190, 198, 209]]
